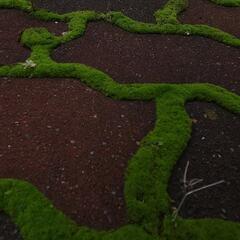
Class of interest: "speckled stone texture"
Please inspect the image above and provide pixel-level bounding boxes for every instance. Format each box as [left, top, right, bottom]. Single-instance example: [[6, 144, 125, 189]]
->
[[0, 77, 155, 229]]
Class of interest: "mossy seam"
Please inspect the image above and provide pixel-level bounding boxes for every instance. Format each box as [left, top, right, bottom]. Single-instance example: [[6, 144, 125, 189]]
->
[[0, 0, 239, 239]]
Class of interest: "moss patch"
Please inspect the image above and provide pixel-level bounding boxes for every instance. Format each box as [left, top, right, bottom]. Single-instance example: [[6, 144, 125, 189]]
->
[[0, 0, 239, 239], [209, 0, 240, 7]]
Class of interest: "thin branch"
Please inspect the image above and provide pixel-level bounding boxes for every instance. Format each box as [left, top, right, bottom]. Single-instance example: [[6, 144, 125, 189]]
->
[[189, 178, 203, 187], [183, 161, 190, 189], [172, 179, 225, 221], [186, 180, 225, 196]]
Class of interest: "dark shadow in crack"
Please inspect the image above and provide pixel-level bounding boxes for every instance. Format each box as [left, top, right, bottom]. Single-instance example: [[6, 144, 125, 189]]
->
[[0, 211, 23, 240], [168, 102, 240, 222]]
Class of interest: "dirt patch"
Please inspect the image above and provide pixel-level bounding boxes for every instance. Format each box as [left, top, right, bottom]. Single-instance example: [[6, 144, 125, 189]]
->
[[0, 9, 67, 65], [0, 77, 155, 229], [53, 22, 240, 95], [179, 0, 240, 38], [0, 212, 22, 240], [31, 0, 168, 22], [168, 102, 240, 221]]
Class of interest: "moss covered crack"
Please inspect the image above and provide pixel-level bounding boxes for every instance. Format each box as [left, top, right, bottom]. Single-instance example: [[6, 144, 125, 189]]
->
[[0, 0, 239, 239]]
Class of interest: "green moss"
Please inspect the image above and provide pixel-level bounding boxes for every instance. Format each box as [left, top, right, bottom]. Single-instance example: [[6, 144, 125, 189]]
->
[[209, 0, 240, 6], [62, 11, 100, 41], [0, 60, 239, 239], [31, 9, 66, 21], [125, 92, 192, 234], [154, 0, 188, 24], [0, 0, 240, 239], [21, 27, 61, 48], [0, 179, 77, 240], [162, 216, 240, 240], [0, 0, 32, 11], [102, 12, 240, 47]]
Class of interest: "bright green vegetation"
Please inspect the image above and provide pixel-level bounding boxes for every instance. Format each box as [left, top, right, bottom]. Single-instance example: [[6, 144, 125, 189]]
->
[[209, 0, 240, 6], [0, 0, 239, 239], [0, 0, 31, 10]]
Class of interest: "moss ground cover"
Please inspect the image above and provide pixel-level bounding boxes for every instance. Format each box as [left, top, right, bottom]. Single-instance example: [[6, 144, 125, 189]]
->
[[0, 0, 239, 239]]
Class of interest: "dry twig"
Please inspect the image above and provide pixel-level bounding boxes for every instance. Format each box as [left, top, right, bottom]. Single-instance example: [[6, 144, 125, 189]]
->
[[172, 160, 225, 221]]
